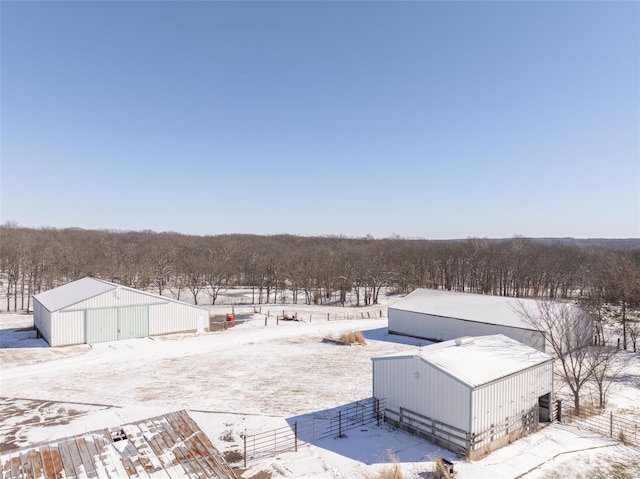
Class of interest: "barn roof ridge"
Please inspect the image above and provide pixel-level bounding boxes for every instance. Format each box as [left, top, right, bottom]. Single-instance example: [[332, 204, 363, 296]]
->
[[373, 334, 553, 388], [34, 276, 210, 313], [388, 288, 581, 330], [33, 277, 118, 312]]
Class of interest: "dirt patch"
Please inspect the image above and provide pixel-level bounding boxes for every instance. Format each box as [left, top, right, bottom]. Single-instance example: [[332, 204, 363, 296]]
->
[[224, 449, 244, 464], [233, 468, 273, 479], [0, 398, 112, 453]]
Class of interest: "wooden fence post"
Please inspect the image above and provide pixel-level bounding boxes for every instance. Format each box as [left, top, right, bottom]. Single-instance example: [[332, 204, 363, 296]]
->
[[243, 430, 247, 468]]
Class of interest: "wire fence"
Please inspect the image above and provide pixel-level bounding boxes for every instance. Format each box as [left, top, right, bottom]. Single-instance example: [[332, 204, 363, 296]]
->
[[247, 307, 386, 323], [242, 398, 385, 467], [562, 407, 640, 448]]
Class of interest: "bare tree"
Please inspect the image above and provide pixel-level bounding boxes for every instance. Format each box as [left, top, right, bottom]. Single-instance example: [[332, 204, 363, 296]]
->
[[204, 238, 235, 305], [146, 234, 178, 296], [587, 345, 631, 409], [626, 312, 640, 353], [516, 300, 594, 414], [601, 252, 640, 350]]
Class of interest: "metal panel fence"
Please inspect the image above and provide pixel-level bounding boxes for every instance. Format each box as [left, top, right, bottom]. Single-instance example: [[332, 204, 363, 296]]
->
[[216, 306, 386, 324], [242, 398, 384, 467], [563, 408, 640, 448], [385, 405, 539, 459]]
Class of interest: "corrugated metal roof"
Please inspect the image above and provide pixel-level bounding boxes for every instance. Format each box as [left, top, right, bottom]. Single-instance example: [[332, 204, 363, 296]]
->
[[33, 277, 117, 312], [374, 334, 553, 388], [389, 288, 578, 330], [0, 410, 238, 479]]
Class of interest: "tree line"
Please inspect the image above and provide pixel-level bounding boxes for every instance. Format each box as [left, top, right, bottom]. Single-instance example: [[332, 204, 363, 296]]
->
[[1, 224, 639, 348]]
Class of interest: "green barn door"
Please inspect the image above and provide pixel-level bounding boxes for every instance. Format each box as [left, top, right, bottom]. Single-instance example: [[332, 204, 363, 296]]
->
[[86, 309, 118, 344], [119, 305, 149, 340]]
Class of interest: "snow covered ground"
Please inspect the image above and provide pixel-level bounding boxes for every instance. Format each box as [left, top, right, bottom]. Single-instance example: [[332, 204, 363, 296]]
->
[[1, 299, 639, 478]]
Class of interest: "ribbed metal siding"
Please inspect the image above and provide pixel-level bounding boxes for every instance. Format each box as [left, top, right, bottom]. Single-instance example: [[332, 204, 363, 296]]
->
[[471, 361, 553, 434], [49, 286, 208, 344], [373, 356, 471, 432], [50, 311, 85, 346], [388, 310, 545, 351], [34, 300, 52, 345], [63, 287, 206, 337], [119, 306, 149, 340], [62, 288, 166, 312], [86, 308, 119, 344], [148, 302, 207, 335]]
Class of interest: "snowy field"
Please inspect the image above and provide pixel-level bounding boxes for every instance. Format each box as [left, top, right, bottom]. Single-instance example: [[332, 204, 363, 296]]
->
[[1, 295, 639, 478]]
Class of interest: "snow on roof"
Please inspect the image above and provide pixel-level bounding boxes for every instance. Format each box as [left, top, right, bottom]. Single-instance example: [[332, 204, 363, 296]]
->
[[33, 277, 117, 312], [374, 334, 553, 388], [1, 410, 237, 479], [34, 277, 210, 313], [389, 288, 566, 330]]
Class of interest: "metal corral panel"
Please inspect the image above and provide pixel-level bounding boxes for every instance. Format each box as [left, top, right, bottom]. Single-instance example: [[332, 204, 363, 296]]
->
[[148, 302, 208, 335], [62, 287, 166, 312], [373, 355, 471, 431], [119, 305, 149, 340], [86, 308, 119, 343], [388, 310, 546, 351], [50, 311, 85, 347], [471, 360, 553, 434]]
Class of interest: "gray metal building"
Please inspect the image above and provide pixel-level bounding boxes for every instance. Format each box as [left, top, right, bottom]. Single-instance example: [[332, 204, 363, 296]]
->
[[388, 288, 591, 352], [33, 277, 210, 347], [372, 335, 554, 459]]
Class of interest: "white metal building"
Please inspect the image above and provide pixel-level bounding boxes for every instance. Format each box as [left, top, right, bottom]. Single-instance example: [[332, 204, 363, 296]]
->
[[388, 288, 591, 352], [33, 277, 210, 347], [372, 335, 554, 459]]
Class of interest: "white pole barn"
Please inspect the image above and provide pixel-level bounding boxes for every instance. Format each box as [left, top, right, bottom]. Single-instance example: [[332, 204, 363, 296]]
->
[[33, 277, 210, 347], [372, 335, 554, 459], [388, 288, 592, 352]]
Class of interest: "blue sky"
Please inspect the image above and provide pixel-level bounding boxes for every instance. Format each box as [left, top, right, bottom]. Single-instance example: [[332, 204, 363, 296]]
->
[[1, 1, 638, 239]]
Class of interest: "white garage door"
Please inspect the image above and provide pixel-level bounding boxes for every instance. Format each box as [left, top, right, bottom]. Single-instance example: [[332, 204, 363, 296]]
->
[[86, 308, 118, 344], [85, 306, 149, 343], [119, 305, 149, 340]]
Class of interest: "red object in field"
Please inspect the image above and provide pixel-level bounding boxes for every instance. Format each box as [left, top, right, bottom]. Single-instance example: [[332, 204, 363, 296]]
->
[[227, 314, 235, 322]]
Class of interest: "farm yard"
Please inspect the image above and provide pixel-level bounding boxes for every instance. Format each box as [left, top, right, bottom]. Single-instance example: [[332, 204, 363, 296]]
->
[[1, 289, 640, 479], [3, 0, 639, 476]]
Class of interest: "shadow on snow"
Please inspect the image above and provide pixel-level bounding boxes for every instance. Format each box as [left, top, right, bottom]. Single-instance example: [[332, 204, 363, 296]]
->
[[0, 327, 48, 349], [361, 327, 435, 348], [283, 400, 457, 465]]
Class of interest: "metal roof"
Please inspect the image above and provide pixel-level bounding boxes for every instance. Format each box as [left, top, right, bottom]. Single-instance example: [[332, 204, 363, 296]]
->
[[33, 277, 117, 312], [373, 334, 553, 388], [0, 410, 238, 479], [389, 288, 577, 330], [33, 277, 210, 313]]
